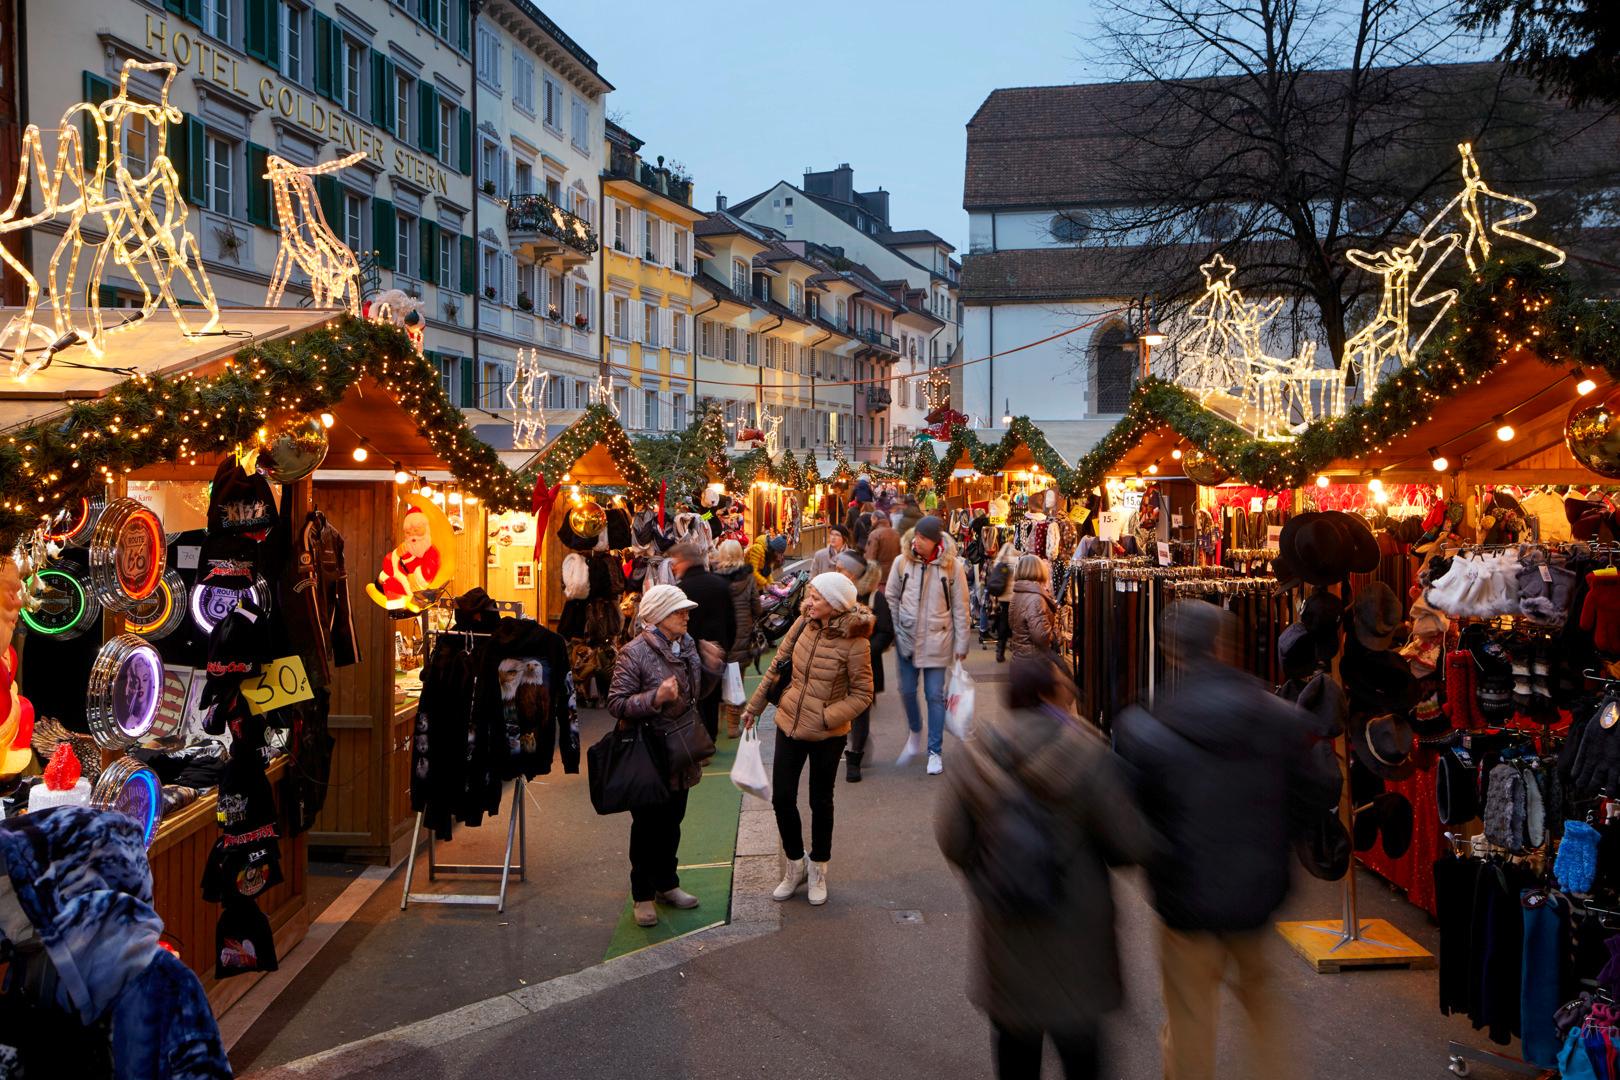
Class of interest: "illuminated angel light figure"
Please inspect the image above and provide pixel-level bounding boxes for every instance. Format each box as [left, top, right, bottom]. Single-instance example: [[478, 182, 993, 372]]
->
[[0, 59, 222, 381], [504, 349, 551, 450], [1342, 232, 1462, 395], [591, 374, 619, 418], [265, 151, 366, 313]]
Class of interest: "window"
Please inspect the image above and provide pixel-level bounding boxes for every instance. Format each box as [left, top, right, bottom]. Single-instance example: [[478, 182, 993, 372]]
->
[[1091, 322, 1135, 413], [203, 0, 230, 44], [732, 259, 748, 297], [545, 175, 561, 204], [481, 244, 497, 301], [512, 55, 535, 113], [481, 361, 505, 408], [542, 76, 561, 130], [420, 0, 446, 33], [572, 379, 588, 409], [723, 327, 736, 362], [203, 135, 234, 215], [280, 4, 304, 84], [672, 393, 687, 430], [573, 282, 590, 328], [341, 191, 363, 253], [514, 159, 533, 196], [571, 97, 589, 152], [395, 213, 415, 279], [478, 136, 501, 195], [644, 390, 659, 431], [836, 298, 847, 328], [1050, 210, 1090, 244], [121, 114, 151, 176], [476, 25, 500, 87], [745, 332, 758, 366], [788, 281, 802, 315], [643, 215, 660, 263], [439, 231, 454, 289], [395, 71, 413, 144], [610, 295, 628, 339], [643, 303, 659, 347], [437, 354, 458, 400], [546, 377, 567, 410], [672, 228, 688, 273], [672, 314, 687, 353], [439, 103, 456, 166], [806, 294, 819, 320], [340, 36, 363, 113]]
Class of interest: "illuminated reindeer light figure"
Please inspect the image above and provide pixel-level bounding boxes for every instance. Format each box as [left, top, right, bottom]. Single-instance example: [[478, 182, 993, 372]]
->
[[0, 59, 221, 380], [264, 151, 366, 313]]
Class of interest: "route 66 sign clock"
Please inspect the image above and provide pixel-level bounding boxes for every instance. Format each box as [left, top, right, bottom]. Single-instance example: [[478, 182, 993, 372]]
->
[[89, 499, 166, 611]]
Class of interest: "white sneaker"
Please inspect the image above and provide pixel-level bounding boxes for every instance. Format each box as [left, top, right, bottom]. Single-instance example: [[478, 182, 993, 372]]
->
[[927, 752, 943, 776], [808, 861, 829, 906], [897, 731, 923, 766], [773, 856, 808, 901]]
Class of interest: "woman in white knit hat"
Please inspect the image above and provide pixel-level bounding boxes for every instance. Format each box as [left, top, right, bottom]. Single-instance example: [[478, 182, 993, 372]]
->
[[740, 572, 874, 905], [608, 583, 726, 928]]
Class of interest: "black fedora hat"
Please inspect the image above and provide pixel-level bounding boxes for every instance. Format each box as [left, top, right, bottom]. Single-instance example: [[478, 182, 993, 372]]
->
[[1350, 582, 1404, 651], [1297, 670, 1349, 738], [1349, 757, 1385, 808], [1342, 638, 1421, 715], [1299, 589, 1345, 660], [1322, 511, 1381, 575], [1294, 808, 1351, 881], [1350, 711, 1415, 781], [1276, 513, 1340, 587], [1376, 792, 1414, 859]]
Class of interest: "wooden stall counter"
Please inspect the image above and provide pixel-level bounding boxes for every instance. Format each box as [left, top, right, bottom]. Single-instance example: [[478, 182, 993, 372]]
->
[[146, 755, 309, 1016]]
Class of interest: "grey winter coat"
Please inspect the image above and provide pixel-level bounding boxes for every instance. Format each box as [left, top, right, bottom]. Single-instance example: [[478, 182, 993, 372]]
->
[[721, 565, 760, 664], [607, 628, 721, 791], [808, 544, 847, 578], [937, 703, 1151, 1030], [885, 533, 970, 669], [1007, 580, 1056, 661]]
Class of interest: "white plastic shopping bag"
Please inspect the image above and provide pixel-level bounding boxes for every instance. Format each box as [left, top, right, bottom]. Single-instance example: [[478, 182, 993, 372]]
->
[[722, 661, 746, 706], [945, 660, 976, 741], [730, 727, 770, 801]]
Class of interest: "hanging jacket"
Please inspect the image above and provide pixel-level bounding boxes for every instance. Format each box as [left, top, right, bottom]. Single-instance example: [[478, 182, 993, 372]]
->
[[749, 606, 875, 741], [472, 618, 579, 783], [721, 565, 760, 664], [885, 532, 970, 669]]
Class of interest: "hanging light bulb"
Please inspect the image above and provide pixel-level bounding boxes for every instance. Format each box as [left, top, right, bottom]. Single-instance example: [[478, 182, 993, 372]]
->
[[1373, 489, 1390, 505], [351, 445, 368, 463], [1316, 475, 1330, 488], [1171, 448, 1183, 460], [394, 469, 411, 485], [1428, 447, 1448, 472], [1576, 369, 1598, 396], [1147, 462, 1159, 475], [319, 412, 335, 429], [418, 485, 434, 498], [1368, 475, 1383, 493], [1495, 414, 1515, 442]]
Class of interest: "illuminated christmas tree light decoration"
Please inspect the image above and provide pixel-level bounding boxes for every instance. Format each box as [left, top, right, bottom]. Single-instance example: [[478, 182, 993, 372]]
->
[[1, 59, 221, 382], [591, 374, 619, 418], [1444, 142, 1566, 273], [265, 151, 366, 313], [1179, 254, 1257, 398], [504, 349, 551, 450]]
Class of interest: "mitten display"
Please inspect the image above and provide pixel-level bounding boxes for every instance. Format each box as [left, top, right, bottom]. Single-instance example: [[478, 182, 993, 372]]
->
[[1580, 573, 1620, 653]]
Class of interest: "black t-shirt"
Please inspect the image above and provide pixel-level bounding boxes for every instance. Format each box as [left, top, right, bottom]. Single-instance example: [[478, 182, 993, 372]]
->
[[215, 897, 278, 978], [202, 835, 283, 903]]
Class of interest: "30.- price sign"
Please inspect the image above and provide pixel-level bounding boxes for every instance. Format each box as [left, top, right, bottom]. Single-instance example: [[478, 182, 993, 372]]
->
[[243, 656, 314, 715]]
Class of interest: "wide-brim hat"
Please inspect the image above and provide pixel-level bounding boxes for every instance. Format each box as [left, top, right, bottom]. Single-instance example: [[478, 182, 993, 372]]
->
[[1567, 496, 1617, 542], [1342, 638, 1421, 715], [1299, 589, 1345, 660], [1278, 622, 1320, 681], [1294, 808, 1351, 881], [1324, 511, 1382, 575], [1350, 582, 1404, 651], [1278, 511, 1380, 587], [453, 588, 503, 633], [1296, 670, 1349, 738], [1349, 711, 1415, 781]]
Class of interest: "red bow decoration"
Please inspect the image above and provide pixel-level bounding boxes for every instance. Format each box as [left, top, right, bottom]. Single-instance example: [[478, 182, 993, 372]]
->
[[531, 472, 563, 561], [738, 427, 765, 443]]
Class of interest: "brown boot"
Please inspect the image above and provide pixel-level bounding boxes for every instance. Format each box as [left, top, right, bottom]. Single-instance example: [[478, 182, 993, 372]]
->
[[723, 703, 741, 740]]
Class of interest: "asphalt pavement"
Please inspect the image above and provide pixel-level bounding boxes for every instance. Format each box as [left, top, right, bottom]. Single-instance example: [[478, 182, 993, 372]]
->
[[241, 645, 1502, 1080]]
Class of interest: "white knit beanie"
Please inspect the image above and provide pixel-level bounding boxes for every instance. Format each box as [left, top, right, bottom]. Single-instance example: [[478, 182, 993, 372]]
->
[[810, 572, 858, 613], [639, 583, 698, 627]]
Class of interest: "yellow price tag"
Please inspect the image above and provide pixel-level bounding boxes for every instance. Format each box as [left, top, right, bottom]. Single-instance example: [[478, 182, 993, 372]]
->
[[243, 656, 314, 716]]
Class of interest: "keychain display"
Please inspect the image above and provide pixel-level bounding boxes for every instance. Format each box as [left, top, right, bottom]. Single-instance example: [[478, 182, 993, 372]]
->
[[18, 560, 100, 640], [88, 497, 167, 610], [87, 633, 174, 749], [125, 569, 188, 640], [91, 755, 163, 846]]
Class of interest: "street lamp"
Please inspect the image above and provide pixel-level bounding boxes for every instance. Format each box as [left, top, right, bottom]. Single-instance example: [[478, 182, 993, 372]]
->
[[1000, 397, 1012, 426]]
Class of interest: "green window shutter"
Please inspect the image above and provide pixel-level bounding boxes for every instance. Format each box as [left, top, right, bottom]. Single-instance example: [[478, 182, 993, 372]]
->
[[244, 0, 271, 61], [452, 0, 469, 52], [459, 234, 474, 295], [245, 143, 272, 227], [370, 53, 389, 126], [97, 285, 122, 310], [417, 84, 439, 156], [165, 0, 202, 25], [176, 116, 207, 207], [459, 356, 475, 408], [457, 107, 472, 175], [315, 175, 342, 236], [420, 221, 438, 286], [80, 72, 113, 156], [372, 197, 396, 270], [313, 12, 334, 99]]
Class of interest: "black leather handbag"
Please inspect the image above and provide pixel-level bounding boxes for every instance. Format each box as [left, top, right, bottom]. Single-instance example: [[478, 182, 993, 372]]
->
[[763, 655, 793, 707], [587, 724, 669, 815], [661, 712, 716, 779]]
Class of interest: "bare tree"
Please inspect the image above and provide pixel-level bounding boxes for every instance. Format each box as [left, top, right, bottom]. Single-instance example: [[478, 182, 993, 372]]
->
[[1070, 0, 1613, 373]]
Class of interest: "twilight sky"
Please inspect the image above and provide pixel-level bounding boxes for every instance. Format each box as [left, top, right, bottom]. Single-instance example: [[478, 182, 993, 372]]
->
[[538, 0, 1106, 254]]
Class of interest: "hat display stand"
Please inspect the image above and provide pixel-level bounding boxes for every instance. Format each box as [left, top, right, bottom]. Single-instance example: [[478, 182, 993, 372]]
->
[[1276, 585, 1435, 975], [398, 623, 526, 915]]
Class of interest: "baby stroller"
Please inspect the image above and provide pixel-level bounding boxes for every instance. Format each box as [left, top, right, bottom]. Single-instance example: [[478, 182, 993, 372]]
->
[[757, 569, 810, 648]]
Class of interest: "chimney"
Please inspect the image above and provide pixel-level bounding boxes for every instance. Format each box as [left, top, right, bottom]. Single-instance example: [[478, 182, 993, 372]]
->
[[716, 192, 727, 211]]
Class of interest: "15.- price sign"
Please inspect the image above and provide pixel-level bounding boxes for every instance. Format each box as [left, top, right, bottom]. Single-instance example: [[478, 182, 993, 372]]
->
[[243, 656, 314, 715]]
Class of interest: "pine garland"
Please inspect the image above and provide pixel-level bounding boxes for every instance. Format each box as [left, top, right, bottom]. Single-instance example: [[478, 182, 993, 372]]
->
[[530, 403, 656, 505]]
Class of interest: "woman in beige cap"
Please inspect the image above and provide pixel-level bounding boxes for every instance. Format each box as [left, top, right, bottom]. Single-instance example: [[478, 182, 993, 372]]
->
[[608, 583, 725, 928]]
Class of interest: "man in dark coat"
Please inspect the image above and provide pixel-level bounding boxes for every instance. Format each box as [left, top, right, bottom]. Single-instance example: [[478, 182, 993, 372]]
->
[[1115, 598, 1332, 1080], [669, 540, 738, 742]]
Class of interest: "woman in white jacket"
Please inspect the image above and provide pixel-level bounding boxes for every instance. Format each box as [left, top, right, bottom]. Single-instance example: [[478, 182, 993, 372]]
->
[[885, 516, 970, 775]]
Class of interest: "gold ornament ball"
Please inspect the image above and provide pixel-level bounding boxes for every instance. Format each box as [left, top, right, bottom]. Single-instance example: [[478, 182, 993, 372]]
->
[[257, 414, 329, 483], [1567, 389, 1620, 479], [568, 499, 607, 539], [1181, 448, 1230, 487]]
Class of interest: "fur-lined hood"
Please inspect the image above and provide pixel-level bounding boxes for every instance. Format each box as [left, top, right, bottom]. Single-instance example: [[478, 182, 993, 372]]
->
[[823, 604, 875, 641]]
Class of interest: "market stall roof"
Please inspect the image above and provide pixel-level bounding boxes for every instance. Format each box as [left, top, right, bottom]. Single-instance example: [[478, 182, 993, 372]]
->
[[0, 307, 342, 430], [1317, 347, 1594, 484], [528, 404, 655, 501], [1104, 424, 1193, 478]]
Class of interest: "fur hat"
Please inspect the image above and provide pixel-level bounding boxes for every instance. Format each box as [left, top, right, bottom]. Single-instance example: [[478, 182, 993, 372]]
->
[[809, 572, 857, 613], [562, 553, 590, 600]]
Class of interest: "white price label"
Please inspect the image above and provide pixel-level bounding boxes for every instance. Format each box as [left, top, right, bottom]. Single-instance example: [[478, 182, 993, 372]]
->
[[1156, 541, 1172, 566], [176, 545, 201, 569]]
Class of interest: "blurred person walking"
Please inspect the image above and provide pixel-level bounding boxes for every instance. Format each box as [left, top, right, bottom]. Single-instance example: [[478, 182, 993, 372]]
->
[[809, 524, 852, 577], [607, 585, 724, 928], [741, 572, 873, 906], [984, 542, 1018, 660], [1115, 599, 1326, 1080], [1006, 554, 1056, 663], [714, 539, 760, 739], [669, 540, 737, 743], [894, 493, 925, 536], [835, 551, 892, 781], [886, 515, 970, 775], [937, 655, 1151, 1079], [864, 511, 901, 585]]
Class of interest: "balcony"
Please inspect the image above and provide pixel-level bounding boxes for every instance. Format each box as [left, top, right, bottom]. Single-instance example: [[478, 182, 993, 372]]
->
[[857, 328, 899, 353], [506, 192, 598, 268], [866, 387, 893, 409], [606, 151, 693, 206]]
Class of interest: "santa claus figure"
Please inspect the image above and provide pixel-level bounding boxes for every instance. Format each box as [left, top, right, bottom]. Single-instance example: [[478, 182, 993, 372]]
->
[[375, 506, 441, 611]]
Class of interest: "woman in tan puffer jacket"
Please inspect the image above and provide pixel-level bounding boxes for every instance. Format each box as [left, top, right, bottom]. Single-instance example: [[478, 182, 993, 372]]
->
[[742, 571, 873, 907], [1006, 554, 1057, 662]]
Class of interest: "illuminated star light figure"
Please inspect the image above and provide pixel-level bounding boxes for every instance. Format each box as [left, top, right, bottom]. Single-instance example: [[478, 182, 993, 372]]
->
[[1180, 254, 1260, 398], [265, 151, 367, 313], [0, 59, 221, 381], [504, 349, 551, 450], [1430, 142, 1566, 272]]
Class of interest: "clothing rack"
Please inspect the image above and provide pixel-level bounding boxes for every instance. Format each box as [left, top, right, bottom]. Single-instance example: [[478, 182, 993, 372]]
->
[[399, 626, 528, 915]]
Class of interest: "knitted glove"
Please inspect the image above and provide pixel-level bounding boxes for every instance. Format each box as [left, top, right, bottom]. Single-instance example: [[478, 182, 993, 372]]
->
[[1571, 700, 1620, 798]]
